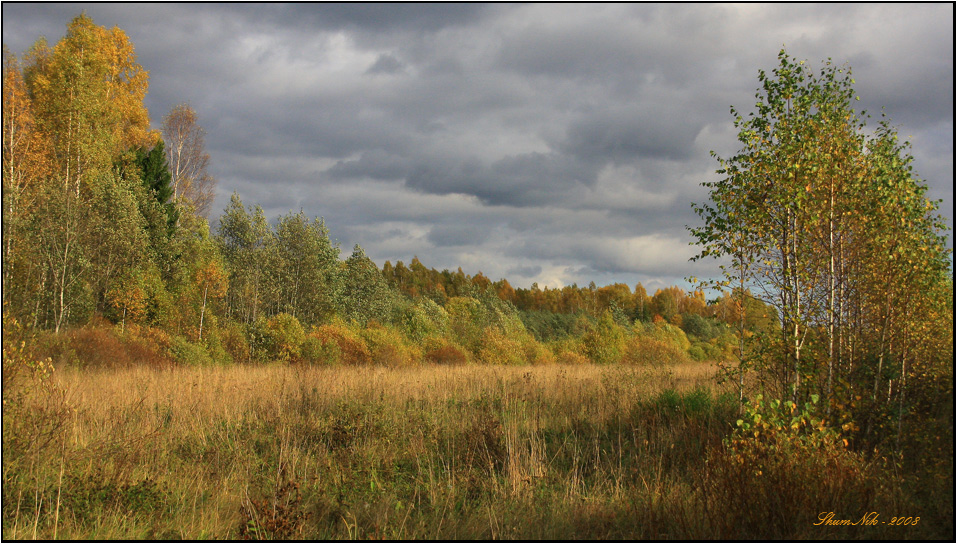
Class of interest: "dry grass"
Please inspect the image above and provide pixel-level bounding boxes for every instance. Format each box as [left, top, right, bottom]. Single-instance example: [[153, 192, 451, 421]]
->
[[3, 359, 944, 540]]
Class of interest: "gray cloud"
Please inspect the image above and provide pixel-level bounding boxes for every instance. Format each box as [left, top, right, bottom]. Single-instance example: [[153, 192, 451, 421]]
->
[[365, 53, 406, 75], [1, 3, 951, 292]]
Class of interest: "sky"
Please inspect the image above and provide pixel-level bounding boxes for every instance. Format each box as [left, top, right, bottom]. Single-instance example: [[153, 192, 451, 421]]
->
[[2, 3, 954, 293]]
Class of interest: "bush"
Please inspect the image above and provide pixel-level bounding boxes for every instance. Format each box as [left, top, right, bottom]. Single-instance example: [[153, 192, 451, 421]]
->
[[362, 324, 421, 367], [623, 336, 689, 366], [445, 297, 487, 354], [422, 335, 470, 365], [393, 298, 448, 343], [549, 338, 590, 365], [267, 313, 306, 362], [702, 395, 888, 539], [35, 325, 173, 369], [645, 322, 691, 351], [248, 313, 306, 362], [583, 311, 625, 364], [518, 331, 555, 365], [168, 335, 214, 366], [309, 321, 370, 365], [300, 334, 340, 365], [219, 320, 251, 363], [478, 327, 525, 365]]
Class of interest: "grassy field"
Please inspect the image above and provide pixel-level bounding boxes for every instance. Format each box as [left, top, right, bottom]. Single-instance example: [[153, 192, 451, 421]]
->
[[2, 360, 947, 540]]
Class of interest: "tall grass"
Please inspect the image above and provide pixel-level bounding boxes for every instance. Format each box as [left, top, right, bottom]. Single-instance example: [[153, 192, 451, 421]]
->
[[2, 359, 949, 540]]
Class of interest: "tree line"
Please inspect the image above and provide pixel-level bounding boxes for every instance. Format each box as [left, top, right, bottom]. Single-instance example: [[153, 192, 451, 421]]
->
[[4, 14, 756, 370]]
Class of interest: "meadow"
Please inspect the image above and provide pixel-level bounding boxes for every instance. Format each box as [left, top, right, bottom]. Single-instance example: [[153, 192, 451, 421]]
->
[[4, 358, 945, 540]]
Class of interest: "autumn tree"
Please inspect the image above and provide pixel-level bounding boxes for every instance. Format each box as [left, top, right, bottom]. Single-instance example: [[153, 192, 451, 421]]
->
[[339, 244, 394, 326], [274, 211, 341, 325], [29, 13, 154, 196], [218, 193, 277, 324], [2, 49, 51, 302], [691, 49, 952, 431], [162, 103, 216, 216]]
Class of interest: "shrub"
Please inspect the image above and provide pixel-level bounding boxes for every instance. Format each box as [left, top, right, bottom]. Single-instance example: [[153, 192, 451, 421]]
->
[[702, 395, 886, 539], [362, 324, 421, 367], [518, 331, 555, 365], [445, 297, 487, 354], [167, 334, 214, 366], [267, 313, 306, 362], [645, 322, 691, 352], [35, 325, 172, 369], [393, 298, 448, 343], [220, 320, 251, 363], [549, 337, 590, 365], [623, 336, 689, 366], [300, 334, 340, 365], [478, 327, 525, 365], [247, 313, 306, 362], [309, 321, 370, 365], [422, 335, 470, 365], [583, 311, 625, 364]]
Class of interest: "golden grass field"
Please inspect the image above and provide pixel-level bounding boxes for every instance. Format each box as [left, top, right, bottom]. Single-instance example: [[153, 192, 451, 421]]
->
[[3, 359, 943, 540]]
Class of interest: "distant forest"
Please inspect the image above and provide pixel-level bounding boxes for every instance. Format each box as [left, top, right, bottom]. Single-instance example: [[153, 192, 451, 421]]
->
[[4, 14, 772, 372]]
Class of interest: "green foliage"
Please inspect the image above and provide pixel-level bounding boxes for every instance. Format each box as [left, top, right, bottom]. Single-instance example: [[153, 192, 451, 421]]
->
[[273, 211, 341, 325], [167, 334, 214, 366], [300, 334, 340, 366], [549, 337, 591, 365], [477, 327, 526, 365], [445, 296, 487, 354], [267, 313, 306, 362], [680, 313, 725, 341], [361, 323, 421, 367], [518, 310, 586, 342], [703, 394, 891, 540], [134, 140, 178, 234], [339, 245, 395, 326], [583, 310, 625, 364], [391, 298, 448, 344], [247, 312, 305, 363], [218, 319, 251, 363]]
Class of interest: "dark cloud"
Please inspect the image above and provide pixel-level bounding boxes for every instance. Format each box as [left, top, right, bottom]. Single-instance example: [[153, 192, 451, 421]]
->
[[365, 53, 406, 75], [1, 3, 951, 290], [427, 224, 486, 248], [561, 107, 700, 162], [248, 3, 489, 34], [405, 152, 598, 207]]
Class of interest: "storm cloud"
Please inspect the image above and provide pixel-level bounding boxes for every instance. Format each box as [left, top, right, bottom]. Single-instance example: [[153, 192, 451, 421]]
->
[[2, 3, 952, 292]]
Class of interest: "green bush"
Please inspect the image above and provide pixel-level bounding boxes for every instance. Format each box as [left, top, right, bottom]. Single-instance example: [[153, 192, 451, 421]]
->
[[248, 313, 305, 362], [267, 313, 306, 362], [168, 335, 214, 366], [445, 297, 487, 354], [219, 320, 251, 363], [518, 330, 555, 364], [622, 335, 689, 366], [548, 337, 590, 365], [362, 324, 421, 367], [393, 298, 449, 343], [703, 395, 888, 539], [300, 334, 340, 365], [583, 310, 625, 364], [478, 327, 526, 365]]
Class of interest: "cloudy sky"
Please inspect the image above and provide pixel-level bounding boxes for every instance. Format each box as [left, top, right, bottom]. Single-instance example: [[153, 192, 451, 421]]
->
[[3, 3, 953, 292]]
